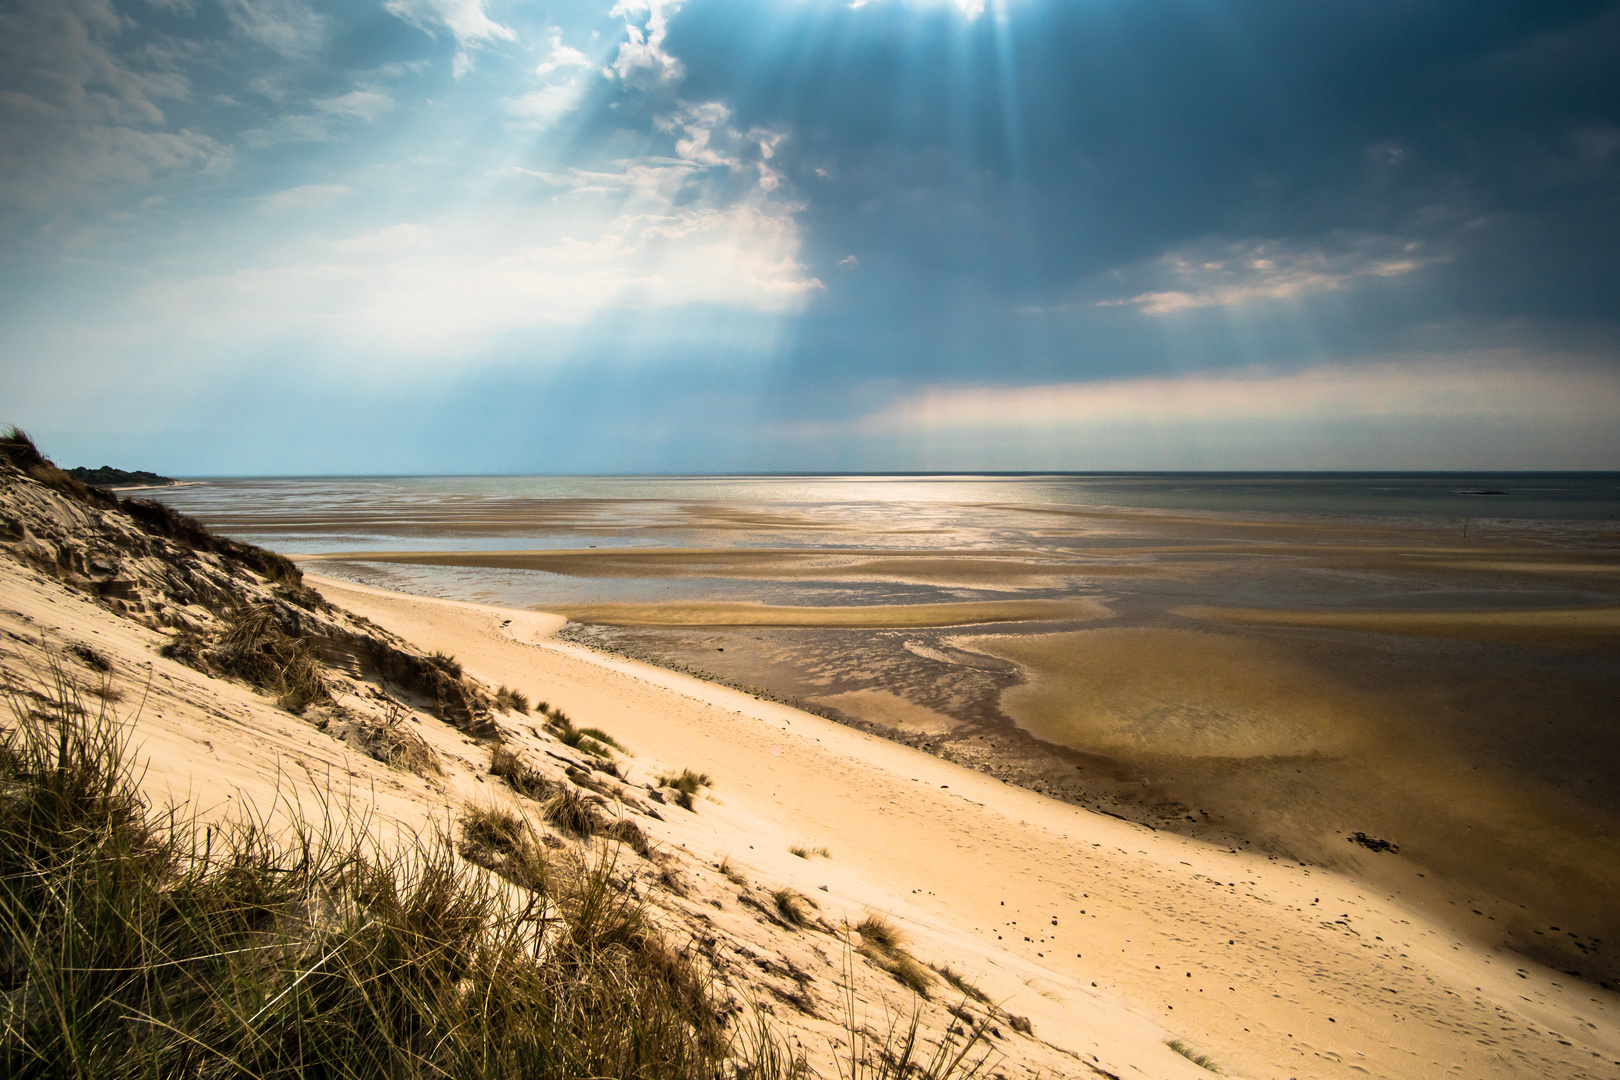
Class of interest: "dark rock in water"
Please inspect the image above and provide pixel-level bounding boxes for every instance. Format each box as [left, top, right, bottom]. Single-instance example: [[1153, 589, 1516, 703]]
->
[[1348, 831, 1400, 854]]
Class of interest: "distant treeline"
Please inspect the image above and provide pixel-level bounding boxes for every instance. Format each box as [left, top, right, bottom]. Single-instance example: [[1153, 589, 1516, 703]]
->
[[67, 465, 179, 487]]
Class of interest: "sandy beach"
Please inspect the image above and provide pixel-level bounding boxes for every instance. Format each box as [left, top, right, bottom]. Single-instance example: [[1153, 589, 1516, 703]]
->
[[7, 501, 1620, 1075]]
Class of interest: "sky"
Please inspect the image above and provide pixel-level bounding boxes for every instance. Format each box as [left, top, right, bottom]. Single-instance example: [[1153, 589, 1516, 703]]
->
[[1, 0, 1618, 473]]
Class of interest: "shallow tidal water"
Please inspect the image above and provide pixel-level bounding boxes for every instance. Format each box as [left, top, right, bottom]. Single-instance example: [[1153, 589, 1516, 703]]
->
[[148, 473, 1620, 986]]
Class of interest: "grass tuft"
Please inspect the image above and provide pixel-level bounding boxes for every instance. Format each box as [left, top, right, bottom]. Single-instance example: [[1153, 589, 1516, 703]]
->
[[544, 784, 606, 838], [929, 963, 991, 1005], [1167, 1039, 1222, 1073], [657, 768, 713, 811], [855, 916, 934, 998], [209, 602, 331, 713], [788, 844, 831, 859], [355, 702, 442, 777], [835, 942, 996, 1080], [489, 746, 556, 800], [494, 685, 530, 713], [543, 708, 625, 758], [428, 650, 463, 678], [773, 888, 819, 928]]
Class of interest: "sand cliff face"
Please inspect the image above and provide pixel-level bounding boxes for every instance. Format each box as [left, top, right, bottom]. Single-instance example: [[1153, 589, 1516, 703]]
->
[[3, 453, 1619, 1079]]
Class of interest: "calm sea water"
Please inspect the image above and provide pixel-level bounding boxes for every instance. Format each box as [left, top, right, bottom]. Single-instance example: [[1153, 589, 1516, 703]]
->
[[148, 472, 1620, 556]]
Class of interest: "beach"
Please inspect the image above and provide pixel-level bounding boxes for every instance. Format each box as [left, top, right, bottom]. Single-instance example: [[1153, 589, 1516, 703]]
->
[[144, 474, 1620, 991], [11, 537, 1620, 1078]]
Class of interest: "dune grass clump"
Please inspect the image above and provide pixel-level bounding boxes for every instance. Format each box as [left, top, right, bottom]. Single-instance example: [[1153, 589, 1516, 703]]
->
[[355, 701, 442, 777], [428, 650, 463, 678], [718, 856, 748, 885], [545, 783, 606, 838], [788, 844, 831, 859], [543, 708, 625, 759], [929, 963, 991, 1005], [657, 768, 713, 811], [1167, 1039, 1222, 1073], [494, 685, 530, 713], [490, 746, 557, 800], [0, 654, 750, 1080], [855, 915, 935, 998], [208, 603, 331, 713], [773, 888, 819, 928]]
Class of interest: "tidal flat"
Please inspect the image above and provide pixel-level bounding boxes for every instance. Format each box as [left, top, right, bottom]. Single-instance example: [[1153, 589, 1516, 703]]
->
[[149, 473, 1620, 987]]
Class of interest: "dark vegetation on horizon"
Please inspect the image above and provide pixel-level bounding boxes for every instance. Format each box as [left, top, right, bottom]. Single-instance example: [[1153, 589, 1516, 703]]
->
[[66, 465, 179, 488]]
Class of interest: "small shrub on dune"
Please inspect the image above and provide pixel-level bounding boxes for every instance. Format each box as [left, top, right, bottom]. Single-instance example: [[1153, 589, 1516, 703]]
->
[[459, 804, 531, 868], [577, 726, 625, 752], [206, 604, 332, 714], [601, 817, 653, 858], [357, 703, 442, 777]]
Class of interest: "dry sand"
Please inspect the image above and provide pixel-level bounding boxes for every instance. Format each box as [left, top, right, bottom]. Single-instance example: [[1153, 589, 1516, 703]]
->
[[7, 552, 1618, 1078]]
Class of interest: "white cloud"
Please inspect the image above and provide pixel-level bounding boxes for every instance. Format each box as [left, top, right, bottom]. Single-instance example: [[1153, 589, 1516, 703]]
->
[[858, 355, 1620, 433], [382, 0, 515, 77], [315, 90, 395, 121], [218, 0, 325, 59], [133, 199, 820, 350], [659, 101, 736, 167], [0, 0, 229, 209], [605, 0, 684, 88], [258, 183, 353, 212], [1100, 237, 1430, 316], [504, 82, 586, 128], [329, 223, 432, 253], [536, 31, 592, 77]]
